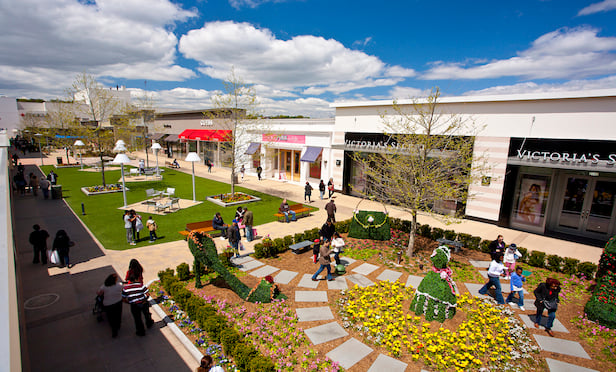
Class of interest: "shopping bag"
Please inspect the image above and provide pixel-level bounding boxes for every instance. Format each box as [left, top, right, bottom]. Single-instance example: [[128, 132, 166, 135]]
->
[[49, 250, 60, 265], [239, 242, 245, 251], [252, 228, 257, 237]]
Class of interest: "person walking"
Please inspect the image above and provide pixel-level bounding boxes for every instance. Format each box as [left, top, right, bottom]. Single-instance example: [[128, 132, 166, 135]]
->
[[488, 235, 506, 259], [320, 219, 336, 242], [331, 232, 345, 266], [240, 164, 245, 181], [29, 224, 49, 264], [327, 178, 335, 199], [506, 266, 527, 310], [533, 278, 561, 337], [478, 252, 506, 304], [325, 199, 337, 222], [47, 170, 58, 185], [97, 273, 124, 338], [256, 165, 262, 180], [146, 216, 158, 242], [207, 160, 212, 173], [39, 177, 50, 199], [138, 159, 145, 174], [319, 180, 326, 200], [125, 259, 144, 283], [243, 207, 254, 242], [196, 355, 224, 372], [122, 272, 154, 337], [227, 220, 241, 257], [53, 229, 73, 268], [30, 174, 39, 196], [304, 182, 313, 202], [311, 241, 334, 281], [124, 210, 135, 246]]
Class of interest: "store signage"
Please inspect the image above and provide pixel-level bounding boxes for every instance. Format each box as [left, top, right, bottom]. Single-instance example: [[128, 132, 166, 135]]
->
[[344, 139, 401, 151], [200, 119, 213, 126], [262, 134, 305, 144], [516, 149, 616, 165]]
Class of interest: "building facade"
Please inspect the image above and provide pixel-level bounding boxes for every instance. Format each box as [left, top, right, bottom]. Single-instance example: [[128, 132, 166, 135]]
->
[[332, 90, 616, 244]]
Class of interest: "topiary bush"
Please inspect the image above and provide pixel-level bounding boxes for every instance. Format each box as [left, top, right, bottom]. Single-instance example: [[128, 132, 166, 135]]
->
[[528, 251, 546, 268], [348, 211, 391, 240], [584, 272, 616, 329], [546, 255, 563, 272], [577, 261, 598, 280], [597, 235, 616, 279], [176, 262, 191, 281]]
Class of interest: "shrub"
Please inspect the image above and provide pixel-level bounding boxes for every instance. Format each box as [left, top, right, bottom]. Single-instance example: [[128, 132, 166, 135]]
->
[[234, 343, 259, 371], [158, 268, 174, 282], [336, 219, 352, 233], [443, 230, 457, 241], [578, 261, 598, 280], [563, 257, 580, 275], [546, 255, 564, 272], [253, 243, 266, 259], [203, 315, 227, 343], [304, 228, 319, 242], [273, 238, 285, 254], [249, 356, 276, 372], [597, 236, 616, 279], [431, 227, 444, 241], [195, 305, 217, 325], [294, 232, 305, 244], [528, 251, 546, 268], [517, 247, 529, 263], [468, 236, 482, 251], [176, 262, 191, 281], [390, 218, 403, 231], [418, 224, 432, 238], [457, 233, 471, 247], [221, 328, 241, 355], [480, 239, 492, 254], [283, 235, 294, 248], [193, 260, 205, 278], [185, 296, 205, 319]]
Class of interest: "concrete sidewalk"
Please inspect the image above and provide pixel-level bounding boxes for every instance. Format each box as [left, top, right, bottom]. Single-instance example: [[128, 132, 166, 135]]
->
[[12, 160, 195, 371]]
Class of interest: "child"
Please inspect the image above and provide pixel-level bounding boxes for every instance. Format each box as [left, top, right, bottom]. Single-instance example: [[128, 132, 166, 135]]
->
[[506, 266, 527, 311], [312, 239, 320, 264], [503, 243, 522, 279], [146, 216, 158, 242]]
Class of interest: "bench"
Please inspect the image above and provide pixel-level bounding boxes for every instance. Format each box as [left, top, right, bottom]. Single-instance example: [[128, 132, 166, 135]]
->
[[289, 240, 314, 254], [436, 238, 463, 253], [165, 161, 180, 169], [179, 220, 222, 238], [274, 204, 312, 222]]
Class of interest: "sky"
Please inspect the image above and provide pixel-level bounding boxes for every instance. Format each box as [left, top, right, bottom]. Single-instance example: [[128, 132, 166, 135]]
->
[[1, 0, 616, 118]]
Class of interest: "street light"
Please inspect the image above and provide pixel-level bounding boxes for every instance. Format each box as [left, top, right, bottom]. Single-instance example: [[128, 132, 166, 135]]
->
[[112, 152, 130, 207], [151, 142, 162, 177], [185, 152, 201, 201], [34, 133, 43, 166], [74, 140, 85, 170]]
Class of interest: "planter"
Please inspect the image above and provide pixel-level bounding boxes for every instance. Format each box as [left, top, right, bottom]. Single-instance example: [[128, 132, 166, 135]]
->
[[54, 163, 81, 169], [81, 184, 129, 195], [206, 192, 261, 207]]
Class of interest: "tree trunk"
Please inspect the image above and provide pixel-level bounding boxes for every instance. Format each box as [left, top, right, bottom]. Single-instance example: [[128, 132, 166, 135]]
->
[[65, 147, 70, 165], [406, 210, 418, 257], [231, 171, 235, 194]]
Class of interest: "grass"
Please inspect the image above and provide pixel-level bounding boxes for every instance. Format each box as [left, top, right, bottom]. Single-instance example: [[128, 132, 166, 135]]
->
[[42, 165, 313, 250]]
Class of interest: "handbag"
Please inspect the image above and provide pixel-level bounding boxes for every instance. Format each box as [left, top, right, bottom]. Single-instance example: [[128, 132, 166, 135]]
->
[[543, 298, 558, 311], [239, 241, 245, 251], [49, 250, 60, 265]]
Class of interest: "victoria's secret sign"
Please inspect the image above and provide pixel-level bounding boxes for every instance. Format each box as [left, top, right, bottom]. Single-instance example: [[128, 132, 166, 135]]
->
[[516, 149, 616, 164], [509, 138, 616, 167]]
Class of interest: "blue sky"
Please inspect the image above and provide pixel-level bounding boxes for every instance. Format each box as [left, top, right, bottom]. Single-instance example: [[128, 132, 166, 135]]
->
[[1, 0, 616, 117]]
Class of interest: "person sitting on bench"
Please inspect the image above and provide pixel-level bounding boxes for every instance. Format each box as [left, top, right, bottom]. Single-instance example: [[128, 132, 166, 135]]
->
[[213, 212, 228, 238], [172, 159, 180, 168], [279, 199, 296, 223]]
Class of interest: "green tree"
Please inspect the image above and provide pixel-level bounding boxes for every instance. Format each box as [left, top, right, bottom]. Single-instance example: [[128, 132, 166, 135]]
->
[[353, 88, 488, 256]]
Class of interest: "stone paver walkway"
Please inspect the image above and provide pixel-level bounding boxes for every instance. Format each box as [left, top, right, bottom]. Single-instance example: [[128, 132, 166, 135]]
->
[[249, 265, 279, 277], [406, 274, 423, 288], [273, 270, 298, 284], [520, 314, 569, 333], [238, 259, 264, 271], [367, 354, 409, 372], [304, 322, 348, 345], [325, 338, 373, 369], [327, 276, 349, 290], [296, 306, 334, 322], [346, 273, 375, 287], [295, 290, 328, 302], [545, 358, 599, 372], [352, 262, 380, 276], [376, 269, 403, 282], [533, 334, 591, 359], [297, 274, 320, 289]]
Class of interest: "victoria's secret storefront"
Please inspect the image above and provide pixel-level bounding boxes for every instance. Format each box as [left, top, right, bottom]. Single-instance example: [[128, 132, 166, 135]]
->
[[502, 138, 616, 241]]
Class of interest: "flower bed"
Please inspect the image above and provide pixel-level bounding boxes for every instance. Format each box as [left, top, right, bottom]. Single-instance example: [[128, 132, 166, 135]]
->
[[80, 183, 128, 195], [206, 192, 261, 207], [337, 281, 540, 371]]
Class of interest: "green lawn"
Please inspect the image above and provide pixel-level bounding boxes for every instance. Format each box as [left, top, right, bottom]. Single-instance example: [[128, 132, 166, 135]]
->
[[42, 165, 311, 250]]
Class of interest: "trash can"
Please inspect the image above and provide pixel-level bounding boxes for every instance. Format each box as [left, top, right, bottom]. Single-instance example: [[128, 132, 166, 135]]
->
[[56, 157, 63, 165], [51, 185, 62, 199]]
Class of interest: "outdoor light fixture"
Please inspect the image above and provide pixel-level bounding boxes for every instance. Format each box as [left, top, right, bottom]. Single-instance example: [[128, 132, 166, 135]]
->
[[152, 142, 162, 176], [185, 152, 201, 201], [74, 139, 85, 169], [112, 151, 131, 207]]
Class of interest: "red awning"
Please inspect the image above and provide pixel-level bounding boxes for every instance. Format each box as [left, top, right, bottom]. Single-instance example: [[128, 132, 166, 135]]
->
[[178, 129, 232, 142]]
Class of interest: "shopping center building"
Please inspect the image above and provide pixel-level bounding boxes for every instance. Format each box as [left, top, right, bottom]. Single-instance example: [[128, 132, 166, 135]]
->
[[331, 89, 616, 244]]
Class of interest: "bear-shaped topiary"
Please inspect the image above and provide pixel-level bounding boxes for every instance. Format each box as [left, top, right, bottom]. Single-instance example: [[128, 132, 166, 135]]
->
[[410, 245, 458, 322]]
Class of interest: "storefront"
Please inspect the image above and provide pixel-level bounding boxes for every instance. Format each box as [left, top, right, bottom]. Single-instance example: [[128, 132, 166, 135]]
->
[[178, 129, 232, 167]]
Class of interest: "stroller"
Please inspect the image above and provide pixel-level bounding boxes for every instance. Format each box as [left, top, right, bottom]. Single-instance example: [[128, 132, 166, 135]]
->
[[93, 294, 104, 322]]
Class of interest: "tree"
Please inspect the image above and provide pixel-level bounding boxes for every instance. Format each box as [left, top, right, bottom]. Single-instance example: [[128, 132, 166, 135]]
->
[[69, 72, 130, 186], [352, 88, 488, 257], [210, 68, 261, 194], [122, 89, 158, 167]]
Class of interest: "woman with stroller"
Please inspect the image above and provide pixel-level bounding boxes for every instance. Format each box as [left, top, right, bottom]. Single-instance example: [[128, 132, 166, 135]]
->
[[97, 273, 124, 338]]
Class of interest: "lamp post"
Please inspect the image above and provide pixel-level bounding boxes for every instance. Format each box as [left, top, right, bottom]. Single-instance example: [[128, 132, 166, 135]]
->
[[151, 142, 162, 176], [113, 141, 129, 207], [74, 140, 85, 170], [34, 133, 43, 166], [185, 152, 201, 201]]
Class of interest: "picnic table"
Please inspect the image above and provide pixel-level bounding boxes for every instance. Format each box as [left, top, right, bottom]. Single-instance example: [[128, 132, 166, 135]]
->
[[289, 240, 314, 254]]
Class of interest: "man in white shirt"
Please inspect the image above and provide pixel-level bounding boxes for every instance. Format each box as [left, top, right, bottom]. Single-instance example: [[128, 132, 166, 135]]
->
[[478, 252, 506, 304]]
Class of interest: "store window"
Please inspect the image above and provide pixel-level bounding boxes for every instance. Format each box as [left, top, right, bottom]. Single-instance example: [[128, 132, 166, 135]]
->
[[309, 154, 322, 179], [510, 171, 552, 232]]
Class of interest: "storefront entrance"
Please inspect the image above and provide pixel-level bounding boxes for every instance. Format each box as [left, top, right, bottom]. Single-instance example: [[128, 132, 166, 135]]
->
[[280, 149, 301, 182], [554, 175, 616, 239]]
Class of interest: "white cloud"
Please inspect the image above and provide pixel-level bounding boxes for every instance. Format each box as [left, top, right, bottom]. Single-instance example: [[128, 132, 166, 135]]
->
[[179, 21, 413, 95], [462, 75, 616, 95], [259, 96, 334, 118], [389, 86, 429, 100], [227, 0, 288, 10], [0, 0, 197, 92], [578, 0, 616, 16], [353, 37, 373, 48], [422, 27, 616, 80]]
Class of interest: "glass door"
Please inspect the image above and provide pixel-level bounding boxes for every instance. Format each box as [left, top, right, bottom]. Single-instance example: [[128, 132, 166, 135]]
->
[[556, 175, 616, 238], [293, 151, 300, 181]]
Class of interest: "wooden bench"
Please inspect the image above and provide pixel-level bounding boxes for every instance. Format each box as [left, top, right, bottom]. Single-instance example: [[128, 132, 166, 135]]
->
[[178, 220, 222, 238], [165, 161, 180, 169], [289, 240, 314, 254], [274, 204, 312, 222]]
